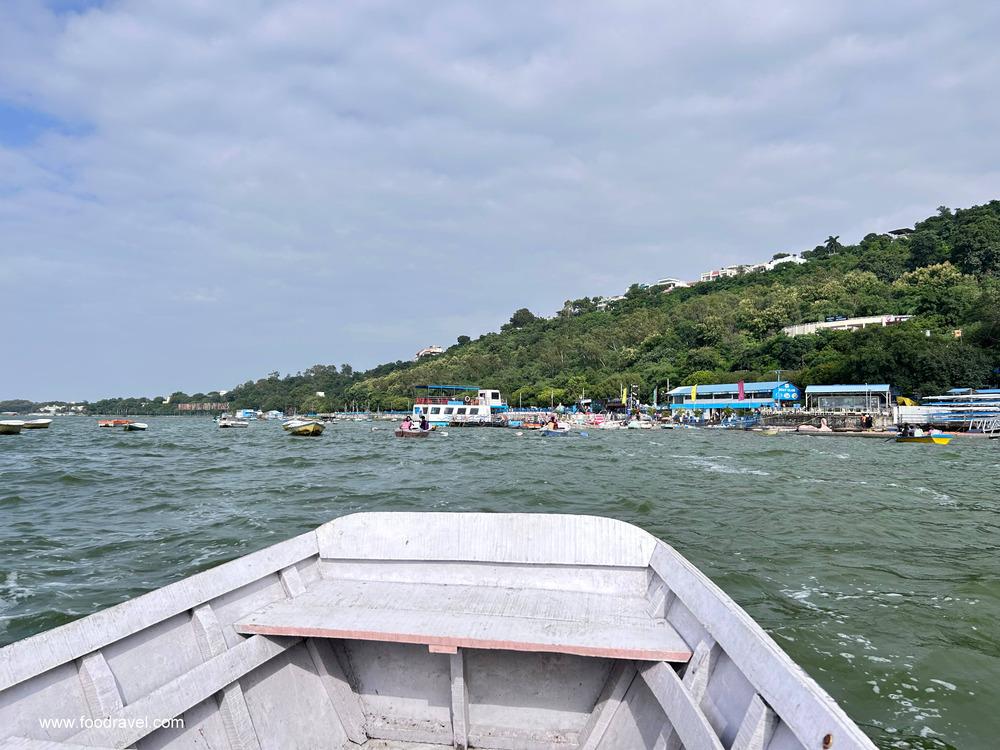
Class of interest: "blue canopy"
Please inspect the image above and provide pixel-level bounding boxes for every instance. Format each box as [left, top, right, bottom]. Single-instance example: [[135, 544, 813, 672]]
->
[[673, 400, 773, 410], [415, 385, 480, 391]]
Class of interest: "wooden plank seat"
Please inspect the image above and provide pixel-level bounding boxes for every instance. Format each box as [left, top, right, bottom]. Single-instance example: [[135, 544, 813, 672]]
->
[[235, 578, 692, 662]]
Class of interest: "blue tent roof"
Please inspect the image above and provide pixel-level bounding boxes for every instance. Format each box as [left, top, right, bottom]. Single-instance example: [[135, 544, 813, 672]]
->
[[415, 385, 481, 391], [673, 400, 773, 410], [805, 384, 891, 395], [667, 380, 788, 396]]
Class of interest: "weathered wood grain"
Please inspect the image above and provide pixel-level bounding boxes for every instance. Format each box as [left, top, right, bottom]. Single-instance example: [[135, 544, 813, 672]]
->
[[69, 635, 296, 748], [236, 579, 691, 662], [0, 533, 317, 692], [190, 605, 262, 750], [640, 662, 725, 750], [577, 661, 637, 750], [305, 638, 367, 744], [650, 542, 877, 750], [450, 650, 469, 750], [731, 694, 778, 750], [317, 513, 656, 567]]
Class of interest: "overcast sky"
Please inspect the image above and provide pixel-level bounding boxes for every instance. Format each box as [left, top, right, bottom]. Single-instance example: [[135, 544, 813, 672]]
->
[[3, 1, 1000, 401]]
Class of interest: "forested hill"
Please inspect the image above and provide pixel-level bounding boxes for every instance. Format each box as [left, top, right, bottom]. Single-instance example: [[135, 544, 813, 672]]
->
[[340, 201, 1000, 409], [71, 200, 1000, 414]]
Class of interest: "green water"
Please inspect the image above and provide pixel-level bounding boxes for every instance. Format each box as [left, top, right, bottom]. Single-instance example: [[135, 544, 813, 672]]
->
[[1, 418, 996, 749]]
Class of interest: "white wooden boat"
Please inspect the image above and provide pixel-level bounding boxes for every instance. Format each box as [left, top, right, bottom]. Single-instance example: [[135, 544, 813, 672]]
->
[[0, 420, 24, 435], [0, 513, 876, 750], [217, 415, 250, 429], [21, 419, 52, 429], [123, 422, 148, 431]]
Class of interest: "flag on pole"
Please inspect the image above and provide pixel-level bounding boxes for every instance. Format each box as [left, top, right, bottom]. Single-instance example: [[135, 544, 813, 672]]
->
[[738, 380, 745, 400]]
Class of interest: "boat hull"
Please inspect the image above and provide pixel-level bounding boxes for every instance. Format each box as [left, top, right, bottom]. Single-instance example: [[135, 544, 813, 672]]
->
[[0, 420, 24, 435], [123, 422, 148, 431], [895, 434, 952, 444], [21, 419, 52, 429], [395, 429, 430, 438], [290, 422, 324, 436], [0, 513, 879, 750]]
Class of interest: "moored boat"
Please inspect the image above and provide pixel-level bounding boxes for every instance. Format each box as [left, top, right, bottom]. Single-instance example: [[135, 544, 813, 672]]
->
[[21, 418, 52, 429], [99, 418, 133, 428], [0, 512, 877, 750], [0, 420, 25, 435], [217, 414, 250, 428], [895, 434, 953, 445], [285, 419, 324, 436], [123, 422, 148, 431], [394, 428, 431, 438]]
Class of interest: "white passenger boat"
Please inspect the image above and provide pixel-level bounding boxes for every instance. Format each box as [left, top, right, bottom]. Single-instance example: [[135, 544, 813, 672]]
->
[[413, 385, 508, 427], [0, 513, 875, 750]]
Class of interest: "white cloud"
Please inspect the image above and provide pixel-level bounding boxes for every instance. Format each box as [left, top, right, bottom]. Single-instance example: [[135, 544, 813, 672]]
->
[[1, 0, 999, 398]]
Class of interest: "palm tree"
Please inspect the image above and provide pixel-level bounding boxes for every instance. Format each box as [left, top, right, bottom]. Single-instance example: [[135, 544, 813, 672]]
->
[[824, 235, 842, 254]]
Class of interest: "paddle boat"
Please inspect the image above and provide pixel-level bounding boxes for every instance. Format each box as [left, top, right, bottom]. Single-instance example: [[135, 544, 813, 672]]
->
[[284, 419, 325, 436], [21, 418, 52, 429], [0, 512, 877, 750], [895, 433, 953, 445], [395, 428, 431, 438], [0, 420, 24, 435], [123, 422, 148, 431], [541, 426, 572, 436]]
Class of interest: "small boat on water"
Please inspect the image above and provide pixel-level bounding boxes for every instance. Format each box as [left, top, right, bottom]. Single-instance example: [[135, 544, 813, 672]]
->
[[21, 418, 52, 429], [98, 418, 132, 428], [284, 419, 324, 436], [541, 427, 572, 436], [217, 415, 250, 429], [395, 428, 431, 438], [123, 422, 148, 431], [895, 433, 953, 445], [0, 420, 25, 435], [0, 512, 877, 750]]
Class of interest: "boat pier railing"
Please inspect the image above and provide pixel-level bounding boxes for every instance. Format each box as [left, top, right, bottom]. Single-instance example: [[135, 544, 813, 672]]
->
[[970, 416, 1000, 436]]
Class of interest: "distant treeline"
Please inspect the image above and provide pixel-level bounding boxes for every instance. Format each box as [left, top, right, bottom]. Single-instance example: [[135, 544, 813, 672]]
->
[[9, 200, 1000, 414]]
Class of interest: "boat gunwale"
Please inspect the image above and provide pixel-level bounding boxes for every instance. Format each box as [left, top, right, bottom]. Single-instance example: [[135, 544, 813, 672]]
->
[[0, 531, 319, 691]]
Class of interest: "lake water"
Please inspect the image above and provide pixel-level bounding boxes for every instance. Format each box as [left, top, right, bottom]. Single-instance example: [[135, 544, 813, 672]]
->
[[1, 418, 996, 749]]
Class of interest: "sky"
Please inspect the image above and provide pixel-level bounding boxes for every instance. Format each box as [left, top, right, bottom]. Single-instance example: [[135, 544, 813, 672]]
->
[[2, 1, 1000, 401]]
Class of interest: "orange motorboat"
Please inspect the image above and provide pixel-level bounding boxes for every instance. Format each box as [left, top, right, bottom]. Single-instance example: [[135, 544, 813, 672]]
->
[[98, 419, 133, 428]]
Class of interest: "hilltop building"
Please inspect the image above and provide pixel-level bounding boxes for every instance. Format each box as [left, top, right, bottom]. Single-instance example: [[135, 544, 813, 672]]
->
[[415, 345, 445, 360], [650, 277, 690, 291], [700, 254, 806, 282], [782, 314, 912, 337]]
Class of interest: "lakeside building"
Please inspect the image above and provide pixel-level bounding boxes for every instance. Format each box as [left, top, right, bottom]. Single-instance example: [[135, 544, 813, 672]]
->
[[782, 314, 913, 338], [415, 345, 445, 360], [667, 380, 801, 415], [804, 384, 892, 412]]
